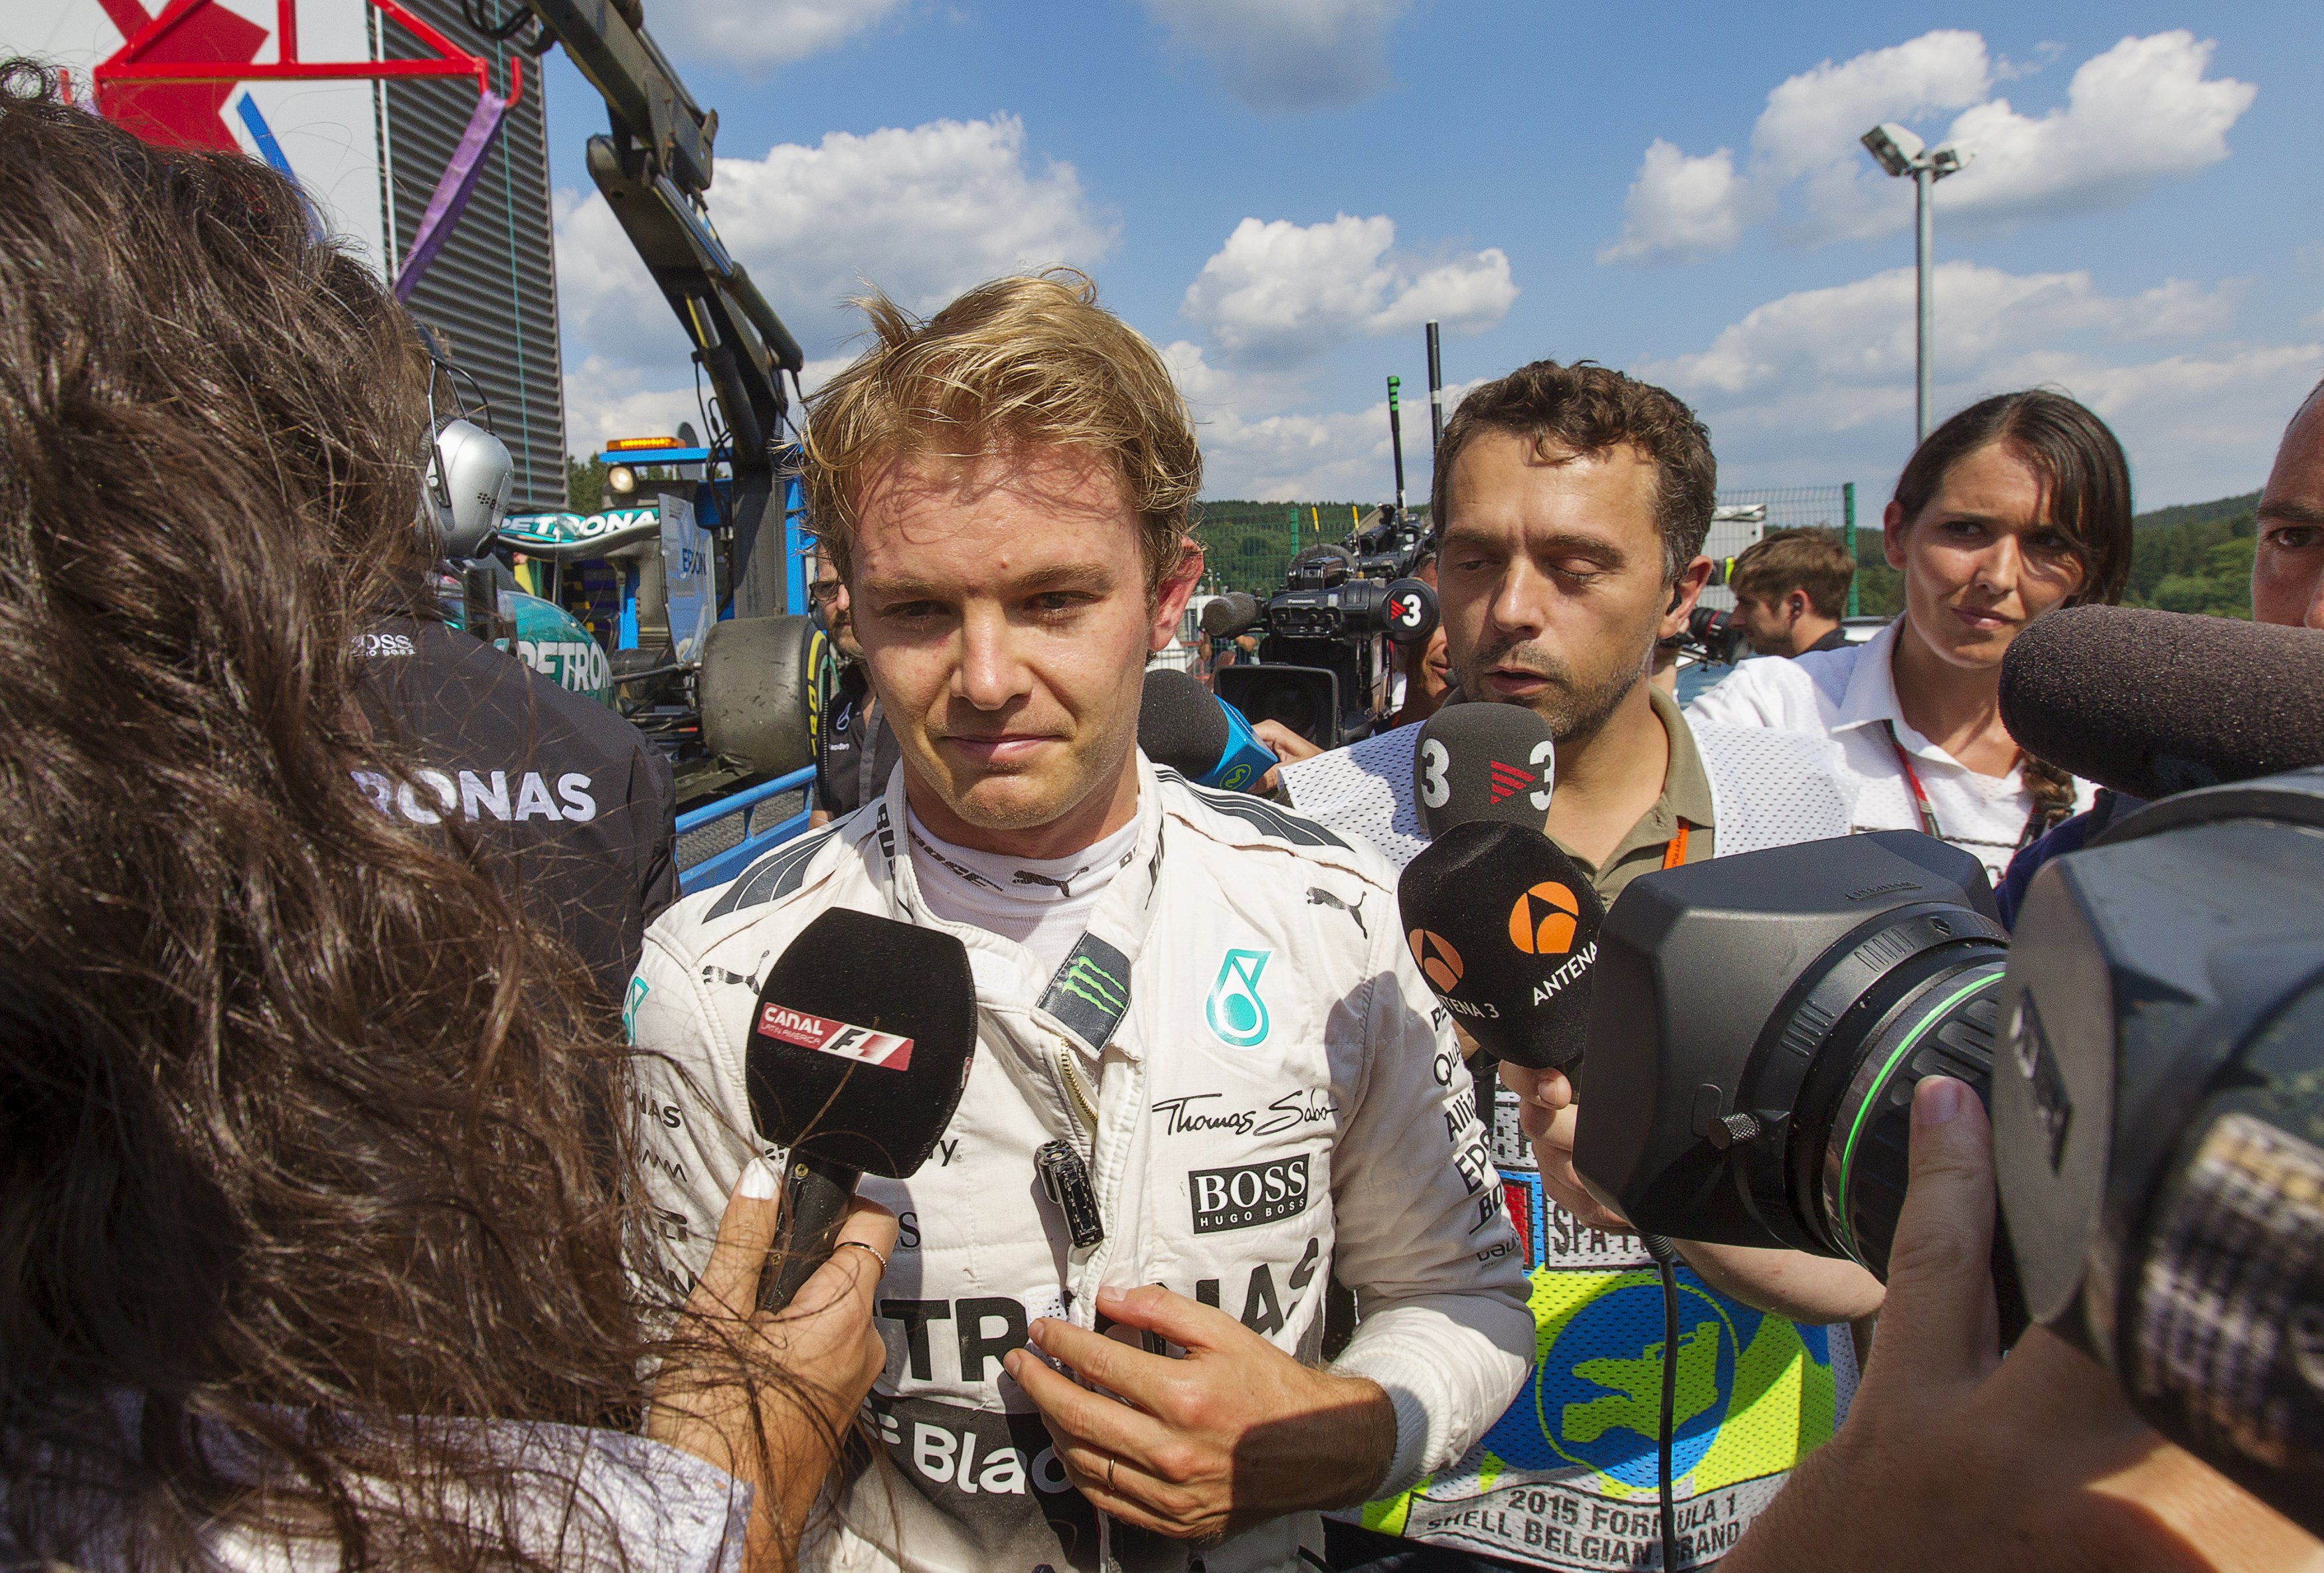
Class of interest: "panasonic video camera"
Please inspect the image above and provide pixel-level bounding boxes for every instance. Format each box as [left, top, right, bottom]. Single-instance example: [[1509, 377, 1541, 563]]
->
[[1569, 771, 2324, 1535], [1208, 507, 1440, 749]]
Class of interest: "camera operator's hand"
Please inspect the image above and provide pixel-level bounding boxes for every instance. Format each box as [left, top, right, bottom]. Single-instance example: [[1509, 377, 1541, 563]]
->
[[650, 1160, 896, 1571], [1499, 1060, 1884, 1323], [1723, 1078, 2321, 1573], [1003, 1283, 1397, 1541]]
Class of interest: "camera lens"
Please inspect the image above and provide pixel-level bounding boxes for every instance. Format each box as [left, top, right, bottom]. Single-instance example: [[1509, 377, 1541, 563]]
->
[[1574, 829, 2026, 1337], [1798, 944, 2006, 1274]]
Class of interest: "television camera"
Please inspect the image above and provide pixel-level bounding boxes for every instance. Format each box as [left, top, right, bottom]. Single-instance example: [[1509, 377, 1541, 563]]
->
[[1207, 505, 1440, 749]]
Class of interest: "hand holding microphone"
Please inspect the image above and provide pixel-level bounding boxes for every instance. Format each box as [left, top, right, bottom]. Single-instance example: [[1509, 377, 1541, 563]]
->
[[744, 908, 978, 1310]]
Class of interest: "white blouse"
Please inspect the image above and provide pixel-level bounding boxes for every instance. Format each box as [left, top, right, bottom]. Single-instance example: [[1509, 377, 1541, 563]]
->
[[1683, 618, 2093, 886]]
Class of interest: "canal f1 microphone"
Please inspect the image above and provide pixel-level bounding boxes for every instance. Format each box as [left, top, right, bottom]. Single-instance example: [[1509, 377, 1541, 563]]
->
[[746, 907, 977, 1309], [1398, 819, 1607, 1071], [1412, 701, 1555, 838], [1141, 667, 1278, 791], [2000, 605, 2324, 800]]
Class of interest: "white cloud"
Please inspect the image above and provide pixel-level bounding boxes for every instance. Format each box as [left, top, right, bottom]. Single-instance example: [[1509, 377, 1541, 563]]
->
[[1602, 30, 2254, 264], [1635, 262, 2307, 504], [561, 357, 711, 457], [1938, 33, 2256, 225], [1181, 214, 1515, 369], [1143, 0, 1407, 110], [1600, 141, 1749, 265], [1162, 339, 1480, 499], [639, 0, 907, 71], [1642, 262, 2240, 404], [556, 115, 1114, 449]]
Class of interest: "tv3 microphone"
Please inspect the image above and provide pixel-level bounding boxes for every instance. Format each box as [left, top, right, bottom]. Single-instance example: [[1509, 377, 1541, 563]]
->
[[1411, 702, 1554, 837], [746, 908, 977, 1309], [1141, 667, 1278, 791], [2000, 605, 2324, 801]]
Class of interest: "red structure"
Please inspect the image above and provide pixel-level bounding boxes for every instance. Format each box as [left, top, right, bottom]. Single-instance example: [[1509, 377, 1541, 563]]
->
[[90, 0, 517, 152]]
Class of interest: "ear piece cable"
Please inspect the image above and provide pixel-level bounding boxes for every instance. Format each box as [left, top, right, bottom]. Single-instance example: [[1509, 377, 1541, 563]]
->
[[1641, 1232, 1682, 1572]]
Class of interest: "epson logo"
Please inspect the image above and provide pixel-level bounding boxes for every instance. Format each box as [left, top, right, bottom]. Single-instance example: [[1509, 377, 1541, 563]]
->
[[1189, 1155, 1309, 1234]]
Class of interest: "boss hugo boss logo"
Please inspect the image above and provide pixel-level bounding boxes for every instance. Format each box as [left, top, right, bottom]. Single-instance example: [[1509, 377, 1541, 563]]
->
[[1189, 1155, 1310, 1233]]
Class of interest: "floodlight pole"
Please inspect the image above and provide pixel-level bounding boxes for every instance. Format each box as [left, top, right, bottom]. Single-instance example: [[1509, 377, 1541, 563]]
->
[[1914, 163, 1935, 443]]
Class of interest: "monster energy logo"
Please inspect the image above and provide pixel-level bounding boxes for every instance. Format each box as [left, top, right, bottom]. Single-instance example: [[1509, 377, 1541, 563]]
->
[[1056, 955, 1125, 1014], [1039, 934, 1134, 1051]]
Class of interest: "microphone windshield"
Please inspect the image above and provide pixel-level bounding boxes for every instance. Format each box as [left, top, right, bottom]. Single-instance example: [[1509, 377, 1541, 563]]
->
[[1412, 702, 1554, 838], [1398, 820, 1606, 1071], [2000, 606, 2324, 799], [746, 908, 978, 1176], [1139, 667, 1231, 777], [1199, 592, 1262, 639]]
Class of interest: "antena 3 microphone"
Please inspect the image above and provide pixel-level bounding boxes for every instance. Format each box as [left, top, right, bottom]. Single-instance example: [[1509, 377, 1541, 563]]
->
[[746, 908, 977, 1309], [1141, 667, 1278, 791], [2000, 606, 2324, 800], [1412, 702, 1555, 837], [1399, 820, 1607, 1071]]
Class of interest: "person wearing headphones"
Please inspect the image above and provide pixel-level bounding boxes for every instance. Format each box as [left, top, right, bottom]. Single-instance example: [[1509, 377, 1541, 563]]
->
[[356, 382, 678, 1005]]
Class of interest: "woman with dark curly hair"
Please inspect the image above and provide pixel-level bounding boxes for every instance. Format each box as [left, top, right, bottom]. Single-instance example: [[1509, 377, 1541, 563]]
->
[[1690, 390, 2135, 884], [0, 61, 886, 1572]]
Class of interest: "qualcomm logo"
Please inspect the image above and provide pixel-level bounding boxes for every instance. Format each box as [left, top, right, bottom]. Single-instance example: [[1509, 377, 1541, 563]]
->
[[1204, 948, 1272, 1048]]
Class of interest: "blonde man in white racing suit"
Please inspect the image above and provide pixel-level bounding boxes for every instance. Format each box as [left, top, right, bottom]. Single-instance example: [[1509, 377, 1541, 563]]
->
[[628, 272, 1532, 1573]]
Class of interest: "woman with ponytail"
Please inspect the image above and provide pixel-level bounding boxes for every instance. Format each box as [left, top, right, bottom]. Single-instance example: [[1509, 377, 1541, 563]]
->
[[1688, 390, 2133, 884]]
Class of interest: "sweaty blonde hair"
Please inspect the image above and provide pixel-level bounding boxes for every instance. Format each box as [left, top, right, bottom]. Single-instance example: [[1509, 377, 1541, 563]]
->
[[802, 269, 1201, 589]]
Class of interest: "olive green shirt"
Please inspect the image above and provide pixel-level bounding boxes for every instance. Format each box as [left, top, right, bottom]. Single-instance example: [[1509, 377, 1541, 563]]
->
[[1552, 685, 1716, 908]]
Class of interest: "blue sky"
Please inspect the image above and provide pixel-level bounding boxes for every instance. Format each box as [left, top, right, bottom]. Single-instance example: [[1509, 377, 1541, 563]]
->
[[542, 1, 2321, 509]]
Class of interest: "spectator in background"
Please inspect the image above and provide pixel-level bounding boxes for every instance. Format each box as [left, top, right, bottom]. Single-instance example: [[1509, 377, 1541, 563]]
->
[[1688, 390, 2134, 886], [808, 547, 899, 827], [0, 63, 885, 1571], [1728, 526, 1856, 656]]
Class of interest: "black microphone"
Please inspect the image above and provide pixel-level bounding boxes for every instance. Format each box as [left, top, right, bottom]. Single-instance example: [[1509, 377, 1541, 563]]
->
[[1398, 819, 1607, 1070], [1139, 667, 1278, 790], [1999, 606, 2324, 799], [1411, 701, 1555, 837], [746, 907, 978, 1309], [1199, 591, 1263, 639]]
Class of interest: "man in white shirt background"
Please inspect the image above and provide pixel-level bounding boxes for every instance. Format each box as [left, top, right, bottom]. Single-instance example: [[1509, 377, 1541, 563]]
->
[[1724, 528, 1855, 659]]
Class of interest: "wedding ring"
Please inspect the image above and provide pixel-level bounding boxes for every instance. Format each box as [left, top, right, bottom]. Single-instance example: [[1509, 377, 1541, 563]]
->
[[1108, 1454, 1118, 1493]]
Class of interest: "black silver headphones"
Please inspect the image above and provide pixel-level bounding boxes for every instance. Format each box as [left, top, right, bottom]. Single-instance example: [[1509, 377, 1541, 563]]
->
[[414, 323, 514, 560]]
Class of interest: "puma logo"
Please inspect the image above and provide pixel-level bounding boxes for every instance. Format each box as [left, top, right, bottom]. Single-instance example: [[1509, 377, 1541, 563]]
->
[[1013, 869, 1083, 898], [1307, 887, 1367, 937]]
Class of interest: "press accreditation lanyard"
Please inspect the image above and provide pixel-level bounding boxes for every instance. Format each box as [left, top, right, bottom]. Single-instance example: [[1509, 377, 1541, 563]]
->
[[1881, 720, 2054, 851], [1663, 822, 1691, 869]]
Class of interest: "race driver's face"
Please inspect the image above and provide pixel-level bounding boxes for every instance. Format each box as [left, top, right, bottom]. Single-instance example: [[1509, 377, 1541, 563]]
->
[[849, 445, 1200, 859]]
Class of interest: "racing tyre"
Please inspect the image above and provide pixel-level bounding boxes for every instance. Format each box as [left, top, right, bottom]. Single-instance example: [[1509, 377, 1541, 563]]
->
[[699, 614, 833, 775]]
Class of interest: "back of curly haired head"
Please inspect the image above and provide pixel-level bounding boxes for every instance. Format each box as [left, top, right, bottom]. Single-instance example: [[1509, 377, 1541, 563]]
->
[[0, 62, 810, 1571], [802, 270, 1201, 590]]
